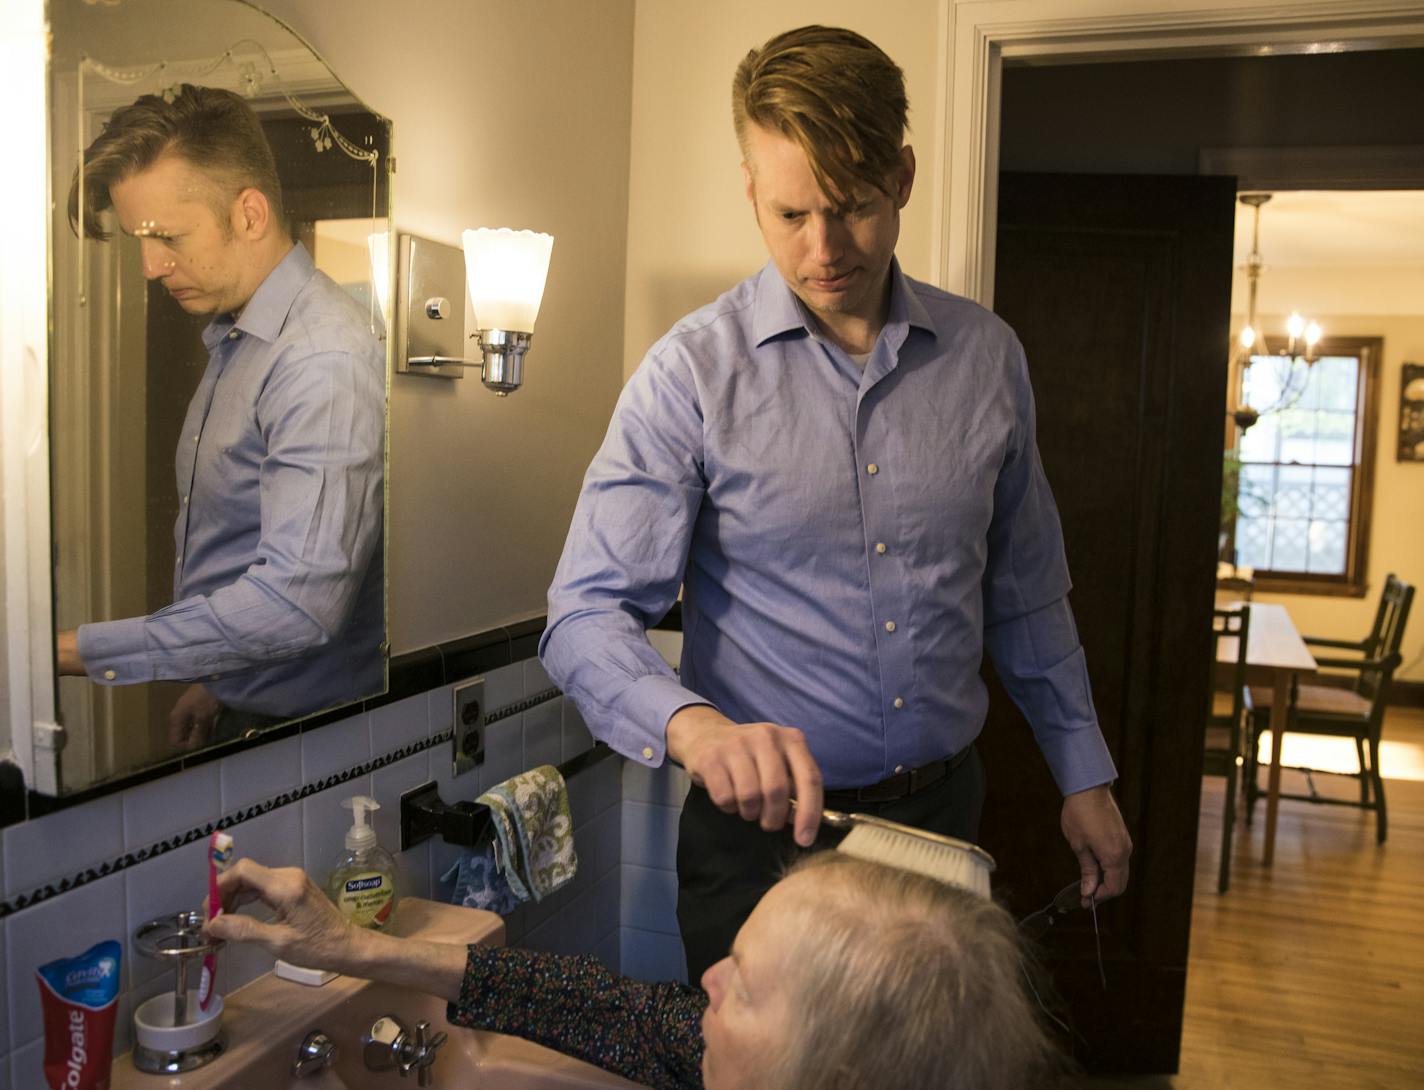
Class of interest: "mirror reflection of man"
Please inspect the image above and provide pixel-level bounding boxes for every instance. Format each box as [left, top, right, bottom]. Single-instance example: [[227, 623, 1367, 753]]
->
[[541, 26, 1132, 980], [56, 84, 385, 750]]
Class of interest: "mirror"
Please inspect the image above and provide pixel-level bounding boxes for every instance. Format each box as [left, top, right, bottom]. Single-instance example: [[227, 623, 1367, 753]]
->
[[47, 0, 392, 793]]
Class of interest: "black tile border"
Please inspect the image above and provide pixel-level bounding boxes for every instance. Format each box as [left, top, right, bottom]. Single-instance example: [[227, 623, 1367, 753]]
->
[[0, 686, 593, 920]]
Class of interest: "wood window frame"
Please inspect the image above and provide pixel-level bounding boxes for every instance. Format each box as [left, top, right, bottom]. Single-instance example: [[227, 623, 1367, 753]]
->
[[1237, 334, 1381, 598]]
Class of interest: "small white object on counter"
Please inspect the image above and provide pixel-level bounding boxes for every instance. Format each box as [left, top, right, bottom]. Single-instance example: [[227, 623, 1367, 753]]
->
[[274, 959, 338, 986]]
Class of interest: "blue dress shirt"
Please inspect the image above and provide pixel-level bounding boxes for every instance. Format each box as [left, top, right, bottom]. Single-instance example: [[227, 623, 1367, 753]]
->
[[77, 243, 386, 718], [541, 259, 1115, 794]]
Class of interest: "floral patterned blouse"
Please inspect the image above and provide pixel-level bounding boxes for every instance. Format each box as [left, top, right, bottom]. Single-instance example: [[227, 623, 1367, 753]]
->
[[447, 944, 707, 1089]]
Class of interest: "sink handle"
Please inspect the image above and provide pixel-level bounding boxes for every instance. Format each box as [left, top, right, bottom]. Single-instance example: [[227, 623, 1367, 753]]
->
[[292, 1031, 337, 1077], [411, 1020, 447, 1087]]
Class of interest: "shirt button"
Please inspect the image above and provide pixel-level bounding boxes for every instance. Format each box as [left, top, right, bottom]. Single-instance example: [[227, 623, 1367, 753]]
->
[[885, 620, 896, 633], [894, 764, 905, 774], [893, 697, 904, 709], [192, 435, 199, 443], [866, 462, 879, 476], [875, 542, 887, 555], [227, 330, 240, 340], [103, 669, 116, 681], [182, 495, 189, 504], [642, 746, 654, 760]]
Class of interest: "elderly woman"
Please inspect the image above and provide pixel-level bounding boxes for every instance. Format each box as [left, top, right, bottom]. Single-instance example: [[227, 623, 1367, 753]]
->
[[209, 852, 1059, 1089]]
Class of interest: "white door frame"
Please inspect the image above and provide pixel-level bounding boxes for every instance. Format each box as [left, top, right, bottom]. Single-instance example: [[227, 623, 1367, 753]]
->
[[935, 0, 1424, 304]]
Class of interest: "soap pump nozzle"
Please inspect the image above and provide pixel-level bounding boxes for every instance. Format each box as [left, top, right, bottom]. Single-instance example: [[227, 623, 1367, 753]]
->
[[342, 795, 380, 852]]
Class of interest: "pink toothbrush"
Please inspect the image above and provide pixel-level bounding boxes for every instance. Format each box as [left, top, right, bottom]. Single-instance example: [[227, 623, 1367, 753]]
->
[[199, 832, 234, 1012]]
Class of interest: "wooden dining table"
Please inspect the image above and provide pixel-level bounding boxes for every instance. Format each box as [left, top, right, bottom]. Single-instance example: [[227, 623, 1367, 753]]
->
[[1217, 601, 1317, 866]]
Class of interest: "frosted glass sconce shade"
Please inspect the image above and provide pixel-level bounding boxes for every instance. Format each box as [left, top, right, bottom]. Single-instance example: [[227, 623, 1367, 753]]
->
[[462, 228, 554, 333]]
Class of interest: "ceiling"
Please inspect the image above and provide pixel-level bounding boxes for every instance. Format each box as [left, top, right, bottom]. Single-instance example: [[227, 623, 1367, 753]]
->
[[1233, 190, 1424, 268]]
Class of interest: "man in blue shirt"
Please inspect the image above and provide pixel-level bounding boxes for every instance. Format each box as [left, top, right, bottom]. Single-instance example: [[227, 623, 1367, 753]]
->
[[56, 85, 384, 749], [542, 26, 1131, 978]]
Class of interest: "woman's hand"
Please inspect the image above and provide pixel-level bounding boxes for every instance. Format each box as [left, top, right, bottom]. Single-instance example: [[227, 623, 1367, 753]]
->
[[206, 859, 365, 974]]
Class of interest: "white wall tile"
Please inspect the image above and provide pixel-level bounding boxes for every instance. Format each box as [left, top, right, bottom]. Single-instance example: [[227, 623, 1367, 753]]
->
[[568, 755, 622, 828], [0, 912, 8, 1059], [523, 657, 553, 696], [593, 869, 620, 941], [8, 1038, 42, 1090], [596, 931, 620, 973], [301, 775, 373, 879], [122, 763, 221, 853], [618, 927, 687, 984], [370, 752, 431, 858], [0, 1040, 10, 1090], [219, 734, 301, 814], [300, 713, 372, 785], [369, 692, 431, 754], [522, 915, 580, 958], [581, 804, 621, 883], [481, 662, 525, 712], [559, 884, 603, 955], [621, 802, 680, 871], [427, 683, 456, 740], [523, 701, 562, 770], [6, 872, 126, 1049], [1, 794, 123, 899], [561, 699, 594, 761], [232, 802, 304, 871], [478, 714, 524, 793], [622, 759, 690, 807], [619, 864, 679, 935], [124, 839, 210, 991]]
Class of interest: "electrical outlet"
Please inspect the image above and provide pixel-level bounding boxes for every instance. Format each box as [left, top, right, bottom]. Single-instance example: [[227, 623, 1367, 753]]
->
[[452, 678, 486, 776]]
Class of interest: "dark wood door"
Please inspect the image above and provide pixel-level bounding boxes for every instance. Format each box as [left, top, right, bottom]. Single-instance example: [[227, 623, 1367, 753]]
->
[[982, 172, 1235, 1074]]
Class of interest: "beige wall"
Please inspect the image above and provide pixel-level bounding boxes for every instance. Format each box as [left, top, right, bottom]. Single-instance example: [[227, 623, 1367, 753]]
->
[[1235, 310, 1424, 684], [623, 0, 942, 377], [258, 0, 635, 652]]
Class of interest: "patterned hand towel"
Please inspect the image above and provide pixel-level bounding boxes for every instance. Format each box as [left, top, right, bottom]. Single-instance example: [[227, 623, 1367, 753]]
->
[[441, 843, 521, 915], [478, 765, 578, 903]]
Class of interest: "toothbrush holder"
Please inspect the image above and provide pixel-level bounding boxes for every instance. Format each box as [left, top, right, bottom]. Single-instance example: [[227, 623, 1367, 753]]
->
[[131, 910, 226, 1074]]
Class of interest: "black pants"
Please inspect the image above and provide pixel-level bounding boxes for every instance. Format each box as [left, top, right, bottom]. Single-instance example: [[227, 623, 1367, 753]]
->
[[675, 745, 986, 984]]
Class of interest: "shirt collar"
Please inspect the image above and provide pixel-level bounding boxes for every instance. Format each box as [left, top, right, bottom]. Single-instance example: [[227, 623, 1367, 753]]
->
[[750, 256, 938, 348], [203, 242, 314, 350]]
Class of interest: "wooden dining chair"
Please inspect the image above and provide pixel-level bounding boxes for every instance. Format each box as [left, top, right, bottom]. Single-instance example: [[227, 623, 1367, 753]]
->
[[1204, 605, 1251, 893], [1244, 574, 1415, 844]]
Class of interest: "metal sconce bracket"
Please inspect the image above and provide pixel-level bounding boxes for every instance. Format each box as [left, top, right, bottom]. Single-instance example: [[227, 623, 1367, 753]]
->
[[395, 233, 465, 379]]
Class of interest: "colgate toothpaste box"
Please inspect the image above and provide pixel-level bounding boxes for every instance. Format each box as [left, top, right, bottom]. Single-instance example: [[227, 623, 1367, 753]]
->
[[36, 940, 121, 1090]]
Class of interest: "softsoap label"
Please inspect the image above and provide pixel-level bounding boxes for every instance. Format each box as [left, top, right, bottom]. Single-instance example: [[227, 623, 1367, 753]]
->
[[337, 870, 394, 928]]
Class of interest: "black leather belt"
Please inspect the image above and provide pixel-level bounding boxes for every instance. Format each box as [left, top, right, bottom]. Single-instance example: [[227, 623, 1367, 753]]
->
[[825, 747, 971, 805]]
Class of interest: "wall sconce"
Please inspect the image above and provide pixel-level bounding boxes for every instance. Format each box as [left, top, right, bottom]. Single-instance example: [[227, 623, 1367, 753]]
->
[[394, 229, 554, 395]]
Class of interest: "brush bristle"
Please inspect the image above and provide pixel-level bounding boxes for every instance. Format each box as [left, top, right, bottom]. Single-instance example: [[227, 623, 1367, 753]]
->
[[837, 825, 991, 899], [211, 832, 234, 866]]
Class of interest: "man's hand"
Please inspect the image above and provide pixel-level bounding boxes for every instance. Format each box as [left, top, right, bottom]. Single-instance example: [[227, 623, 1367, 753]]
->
[[169, 684, 222, 750], [207, 859, 364, 973], [56, 630, 85, 676], [1061, 784, 1132, 905], [665, 705, 824, 846]]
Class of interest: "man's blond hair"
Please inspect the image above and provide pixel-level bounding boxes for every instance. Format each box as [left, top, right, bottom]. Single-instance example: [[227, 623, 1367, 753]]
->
[[768, 853, 1062, 1090], [732, 25, 908, 210]]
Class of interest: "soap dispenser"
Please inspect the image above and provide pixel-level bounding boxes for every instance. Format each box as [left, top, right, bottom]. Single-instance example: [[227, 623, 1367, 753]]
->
[[326, 795, 399, 929]]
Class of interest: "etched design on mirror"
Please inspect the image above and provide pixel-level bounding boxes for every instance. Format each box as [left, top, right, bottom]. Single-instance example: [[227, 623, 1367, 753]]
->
[[48, 0, 393, 795]]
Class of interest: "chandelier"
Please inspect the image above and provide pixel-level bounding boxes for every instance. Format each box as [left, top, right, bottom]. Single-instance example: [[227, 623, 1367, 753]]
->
[[1229, 193, 1322, 431]]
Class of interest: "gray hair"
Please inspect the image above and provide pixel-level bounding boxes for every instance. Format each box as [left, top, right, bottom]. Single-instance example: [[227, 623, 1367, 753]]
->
[[768, 853, 1061, 1090]]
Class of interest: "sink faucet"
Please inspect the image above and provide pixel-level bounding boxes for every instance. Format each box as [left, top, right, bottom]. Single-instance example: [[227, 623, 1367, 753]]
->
[[364, 1013, 448, 1087], [292, 1031, 337, 1078]]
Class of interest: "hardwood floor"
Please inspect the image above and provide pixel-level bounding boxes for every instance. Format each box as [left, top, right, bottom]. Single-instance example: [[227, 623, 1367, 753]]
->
[[1074, 707, 1424, 1089]]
